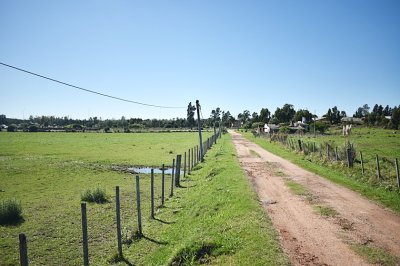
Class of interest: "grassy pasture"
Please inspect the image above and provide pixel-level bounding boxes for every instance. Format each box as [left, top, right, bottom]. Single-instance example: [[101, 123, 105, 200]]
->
[[241, 127, 400, 213], [0, 132, 288, 265], [0, 131, 213, 166]]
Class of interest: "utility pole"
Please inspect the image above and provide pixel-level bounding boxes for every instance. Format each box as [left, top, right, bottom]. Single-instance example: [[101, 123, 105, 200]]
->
[[196, 100, 204, 162]]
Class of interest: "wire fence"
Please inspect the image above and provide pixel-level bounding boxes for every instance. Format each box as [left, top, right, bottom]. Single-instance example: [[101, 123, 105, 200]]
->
[[256, 132, 400, 190], [16, 130, 222, 266]]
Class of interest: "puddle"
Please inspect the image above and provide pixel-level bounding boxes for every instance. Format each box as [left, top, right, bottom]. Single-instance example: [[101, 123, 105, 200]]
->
[[128, 167, 183, 175]]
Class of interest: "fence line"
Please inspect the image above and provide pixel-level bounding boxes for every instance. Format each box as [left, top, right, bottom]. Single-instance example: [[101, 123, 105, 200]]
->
[[262, 133, 399, 189], [15, 129, 222, 265]]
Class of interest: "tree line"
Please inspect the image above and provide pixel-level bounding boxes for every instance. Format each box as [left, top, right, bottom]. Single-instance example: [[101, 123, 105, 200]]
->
[[1, 102, 399, 132]]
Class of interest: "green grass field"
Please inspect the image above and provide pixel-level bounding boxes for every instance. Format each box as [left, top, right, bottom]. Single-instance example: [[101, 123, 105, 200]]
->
[[0, 132, 288, 265], [241, 128, 400, 213]]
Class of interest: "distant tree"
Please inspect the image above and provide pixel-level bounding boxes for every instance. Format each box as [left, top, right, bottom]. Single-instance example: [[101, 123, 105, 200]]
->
[[294, 109, 313, 123], [221, 111, 234, 127], [251, 112, 259, 123], [325, 106, 345, 124], [259, 108, 271, 123], [186, 102, 196, 128], [273, 104, 295, 124], [391, 106, 400, 129], [238, 110, 250, 124], [0, 114, 6, 125]]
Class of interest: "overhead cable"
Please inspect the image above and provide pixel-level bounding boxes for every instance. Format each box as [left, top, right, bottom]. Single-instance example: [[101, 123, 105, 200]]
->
[[0, 62, 184, 109]]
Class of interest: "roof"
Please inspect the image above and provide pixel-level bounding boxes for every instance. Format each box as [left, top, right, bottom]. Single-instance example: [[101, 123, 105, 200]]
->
[[264, 124, 280, 129]]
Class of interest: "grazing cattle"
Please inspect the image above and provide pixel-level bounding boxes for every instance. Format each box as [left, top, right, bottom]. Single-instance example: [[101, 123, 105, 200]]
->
[[343, 124, 352, 136]]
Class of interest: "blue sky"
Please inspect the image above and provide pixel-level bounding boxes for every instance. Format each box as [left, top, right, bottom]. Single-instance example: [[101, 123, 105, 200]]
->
[[1, 0, 399, 120]]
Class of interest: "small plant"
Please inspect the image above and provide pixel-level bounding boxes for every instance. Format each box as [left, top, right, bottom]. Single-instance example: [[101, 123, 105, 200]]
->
[[285, 180, 309, 196], [81, 188, 108, 203], [0, 199, 23, 225], [313, 205, 338, 217]]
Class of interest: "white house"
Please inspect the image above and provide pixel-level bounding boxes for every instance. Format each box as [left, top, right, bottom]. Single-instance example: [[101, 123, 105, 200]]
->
[[263, 124, 280, 133]]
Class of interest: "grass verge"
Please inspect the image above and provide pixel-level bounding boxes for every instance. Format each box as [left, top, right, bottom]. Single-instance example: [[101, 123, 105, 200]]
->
[[242, 132, 400, 214], [351, 244, 399, 266]]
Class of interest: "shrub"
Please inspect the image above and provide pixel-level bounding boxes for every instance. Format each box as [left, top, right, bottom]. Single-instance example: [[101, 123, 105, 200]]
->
[[81, 188, 108, 203], [28, 125, 39, 132], [7, 124, 17, 132], [0, 199, 23, 225]]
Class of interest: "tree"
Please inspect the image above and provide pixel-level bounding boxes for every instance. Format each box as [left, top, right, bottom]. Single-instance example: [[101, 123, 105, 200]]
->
[[294, 109, 313, 123], [0, 114, 6, 125], [391, 106, 400, 129], [325, 106, 345, 124], [186, 102, 196, 128], [222, 111, 234, 127], [251, 112, 259, 123], [273, 104, 295, 124], [259, 108, 271, 123]]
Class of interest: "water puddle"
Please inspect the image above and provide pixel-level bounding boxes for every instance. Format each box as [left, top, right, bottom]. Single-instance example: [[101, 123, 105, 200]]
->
[[129, 167, 184, 175], [112, 166, 183, 175]]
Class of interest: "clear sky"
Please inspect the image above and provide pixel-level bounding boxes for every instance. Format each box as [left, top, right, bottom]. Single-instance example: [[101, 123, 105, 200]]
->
[[1, 0, 399, 120]]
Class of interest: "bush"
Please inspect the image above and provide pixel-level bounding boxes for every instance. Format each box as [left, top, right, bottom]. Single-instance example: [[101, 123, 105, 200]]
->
[[28, 125, 39, 132], [0, 199, 23, 225], [7, 124, 17, 132], [81, 188, 108, 203]]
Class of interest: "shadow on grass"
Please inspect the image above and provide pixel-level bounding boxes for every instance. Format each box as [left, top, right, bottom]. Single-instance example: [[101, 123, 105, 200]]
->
[[154, 217, 175, 225], [0, 217, 25, 227], [177, 184, 197, 188], [142, 234, 169, 245], [109, 254, 135, 266]]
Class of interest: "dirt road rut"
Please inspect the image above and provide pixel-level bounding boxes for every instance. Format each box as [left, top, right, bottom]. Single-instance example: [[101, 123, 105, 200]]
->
[[230, 131, 400, 266]]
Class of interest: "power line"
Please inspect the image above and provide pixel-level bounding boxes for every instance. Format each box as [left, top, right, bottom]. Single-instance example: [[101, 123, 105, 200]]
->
[[0, 62, 185, 109]]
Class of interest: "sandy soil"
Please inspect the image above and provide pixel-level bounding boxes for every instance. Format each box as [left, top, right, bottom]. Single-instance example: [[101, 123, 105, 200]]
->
[[230, 130, 400, 266]]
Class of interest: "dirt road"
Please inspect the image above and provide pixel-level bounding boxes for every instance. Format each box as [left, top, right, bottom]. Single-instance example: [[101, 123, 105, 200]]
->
[[230, 131, 400, 266]]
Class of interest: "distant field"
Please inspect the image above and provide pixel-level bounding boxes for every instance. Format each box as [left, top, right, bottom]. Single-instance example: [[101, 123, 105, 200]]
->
[[0, 131, 213, 166], [297, 126, 400, 159], [0, 132, 288, 265]]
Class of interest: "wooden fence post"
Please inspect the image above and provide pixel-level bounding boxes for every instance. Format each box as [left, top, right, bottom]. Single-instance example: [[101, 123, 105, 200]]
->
[[298, 140, 302, 151], [115, 186, 122, 258], [183, 152, 186, 178], [376, 154, 381, 180], [81, 203, 89, 266], [175, 155, 182, 187], [335, 146, 338, 161], [360, 151, 364, 176], [135, 175, 142, 236], [161, 164, 165, 206], [188, 150, 191, 175], [396, 158, 399, 188], [151, 169, 155, 219], [191, 147, 194, 169], [19, 233, 28, 266], [347, 148, 353, 168], [170, 159, 175, 197], [326, 144, 330, 159]]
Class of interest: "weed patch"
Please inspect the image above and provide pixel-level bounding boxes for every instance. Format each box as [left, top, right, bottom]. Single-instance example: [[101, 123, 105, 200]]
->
[[169, 242, 221, 265], [285, 180, 309, 196], [0, 199, 23, 225], [313, 205, 338, 217], [80, 188, 108, 203]]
